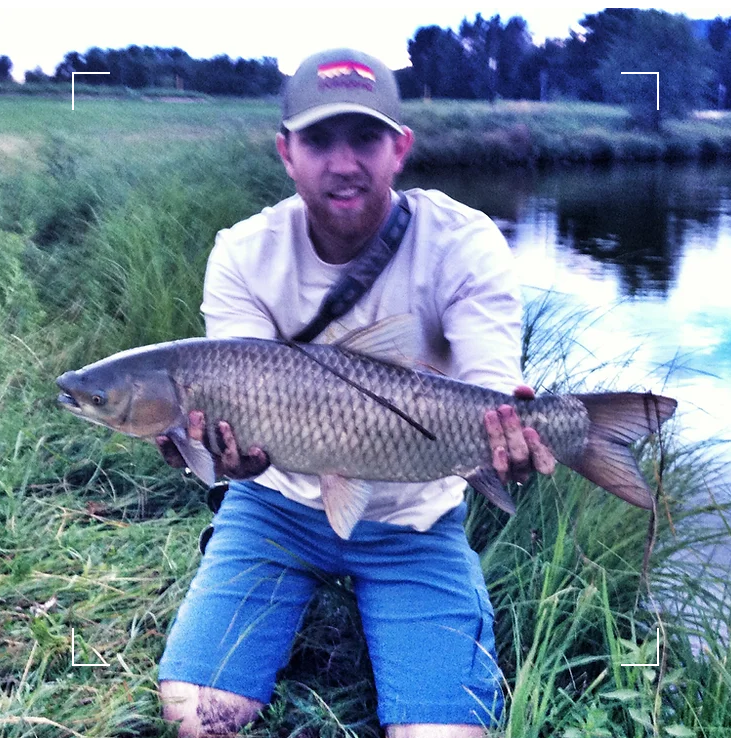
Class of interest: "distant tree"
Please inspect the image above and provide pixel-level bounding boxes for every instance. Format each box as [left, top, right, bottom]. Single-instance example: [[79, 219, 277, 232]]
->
[[256, 57, 284, 95], [189, 54, 283, 96], [597, 10, 710, 129], [0, 55, 12, 82], [123, 46, 151, 88], [497, 16, 533, 98], [47, 45, 282, 96], [84, 47, 109, 80], [706, 16, 731, 108], [516, 44, 549, 100], [166, 47, 195, 89], [394, 66, 420, 99], [539, 39, 568, 101], [553, 9, 639, 101], [458, 14, 499, 101], [408, 25, 470, 99], [54, 51, 85, 82], [25, 67, 51, 83], [708, 16, 731, 52]]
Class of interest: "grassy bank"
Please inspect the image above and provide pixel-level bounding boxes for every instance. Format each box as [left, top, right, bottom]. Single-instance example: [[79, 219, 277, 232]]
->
[[2, 96, 731, 172], [402, 100, 731, 168], [0, 99, 730, 736], [0, 82, 212, 100]]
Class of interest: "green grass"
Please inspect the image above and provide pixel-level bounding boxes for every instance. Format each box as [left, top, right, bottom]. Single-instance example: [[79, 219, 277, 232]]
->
[[0, 96, 280, 136], [401, 100, 731, 168], [0, 97, 729, 736]]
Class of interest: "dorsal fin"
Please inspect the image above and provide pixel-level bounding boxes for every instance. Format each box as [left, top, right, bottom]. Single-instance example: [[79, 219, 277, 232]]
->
[[329, 314, 418, 369]]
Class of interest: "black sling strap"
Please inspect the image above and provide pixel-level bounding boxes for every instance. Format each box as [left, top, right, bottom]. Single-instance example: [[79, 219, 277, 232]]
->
[[292, 191, 411, 343]]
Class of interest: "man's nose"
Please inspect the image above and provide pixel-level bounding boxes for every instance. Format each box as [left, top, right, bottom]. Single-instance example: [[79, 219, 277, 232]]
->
[[328, 139, 360, 174]]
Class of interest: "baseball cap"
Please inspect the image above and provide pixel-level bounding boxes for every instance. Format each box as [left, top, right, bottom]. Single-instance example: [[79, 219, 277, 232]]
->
[[281, 48, 403, 134]]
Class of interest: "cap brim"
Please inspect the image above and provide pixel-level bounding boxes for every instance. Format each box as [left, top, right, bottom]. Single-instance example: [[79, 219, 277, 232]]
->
[[283, 102, 404, 134]]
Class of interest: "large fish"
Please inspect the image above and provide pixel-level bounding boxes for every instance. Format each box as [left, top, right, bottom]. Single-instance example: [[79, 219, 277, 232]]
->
[[56, 316, 677, 538]]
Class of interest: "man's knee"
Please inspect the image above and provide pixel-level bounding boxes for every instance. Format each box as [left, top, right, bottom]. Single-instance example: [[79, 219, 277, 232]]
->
[[159, 680, 264, 737]]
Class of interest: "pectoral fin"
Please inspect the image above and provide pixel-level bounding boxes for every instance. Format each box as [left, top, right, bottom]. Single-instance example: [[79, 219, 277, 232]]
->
[[463, 466, 517, 514], [167, 426, 215, 486], [320, 474, 372, 539]]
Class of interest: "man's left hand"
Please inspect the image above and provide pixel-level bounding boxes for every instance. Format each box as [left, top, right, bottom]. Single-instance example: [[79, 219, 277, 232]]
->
[[484, 385, 556, 484]]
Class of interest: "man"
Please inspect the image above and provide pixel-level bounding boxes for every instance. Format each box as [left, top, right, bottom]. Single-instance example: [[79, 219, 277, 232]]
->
[[157, 48, 554, 737]]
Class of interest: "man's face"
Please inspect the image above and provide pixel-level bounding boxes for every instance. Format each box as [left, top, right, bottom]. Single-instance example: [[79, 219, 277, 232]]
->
[[276, 114, 413, 251]]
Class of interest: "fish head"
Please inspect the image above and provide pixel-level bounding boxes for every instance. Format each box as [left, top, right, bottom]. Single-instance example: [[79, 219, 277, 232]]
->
[[56, 363, 182, 438]]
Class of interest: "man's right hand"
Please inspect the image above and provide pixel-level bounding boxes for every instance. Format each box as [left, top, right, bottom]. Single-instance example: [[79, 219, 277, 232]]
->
[[156, 410, 270, 479]]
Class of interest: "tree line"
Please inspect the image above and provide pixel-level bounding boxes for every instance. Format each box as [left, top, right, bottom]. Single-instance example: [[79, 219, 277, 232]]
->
[[1, 9, 730, 119], [1, 46, 284, 97], [396, 9, 731, 128]]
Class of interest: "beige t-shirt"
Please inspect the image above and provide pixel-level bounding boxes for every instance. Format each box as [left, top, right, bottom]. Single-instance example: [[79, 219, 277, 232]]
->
[[201, 188, 524, 531]]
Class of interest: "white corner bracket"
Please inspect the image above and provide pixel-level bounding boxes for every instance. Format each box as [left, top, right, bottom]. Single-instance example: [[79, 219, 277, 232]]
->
[[621, 627, 661, 667], [620, 72, 660, 110], [70, 627, 110, 667], [71, 71, 111, 110]]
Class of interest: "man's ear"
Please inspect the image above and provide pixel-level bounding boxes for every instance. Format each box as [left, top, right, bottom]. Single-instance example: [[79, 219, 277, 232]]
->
[[393, 126, 414, 175], [276, 132, 295, 179]]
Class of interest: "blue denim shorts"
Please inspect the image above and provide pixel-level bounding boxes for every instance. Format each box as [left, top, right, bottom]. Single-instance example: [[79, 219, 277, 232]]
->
[[158, 481, 504, 726]]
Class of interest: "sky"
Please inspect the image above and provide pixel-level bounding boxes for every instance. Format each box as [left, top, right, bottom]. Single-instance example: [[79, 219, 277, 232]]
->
[[2, 1, 730, 83]]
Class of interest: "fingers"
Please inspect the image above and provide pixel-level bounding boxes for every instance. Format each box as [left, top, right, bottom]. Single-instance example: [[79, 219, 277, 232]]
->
[[484, 404, 555, 484], [499, 405, 532, 483], [155, 435, 186, 468], [217, 421, 240, 473], [192, 413, 270, 479], [524, 427, 556, 476], [158, 411, 268, 479], [512, 385, 535, 400], [188, 410, 206, 443], [485, 406, 526, 483], [237, 445, 271, 477]]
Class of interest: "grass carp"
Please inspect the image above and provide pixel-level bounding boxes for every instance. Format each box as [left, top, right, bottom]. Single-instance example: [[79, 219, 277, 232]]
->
[[56, 317, 677, 538]]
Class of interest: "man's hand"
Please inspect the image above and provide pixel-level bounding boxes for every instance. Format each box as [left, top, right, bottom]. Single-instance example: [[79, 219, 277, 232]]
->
[[484, 385, 556, 484], [156, 410, 270, 479]]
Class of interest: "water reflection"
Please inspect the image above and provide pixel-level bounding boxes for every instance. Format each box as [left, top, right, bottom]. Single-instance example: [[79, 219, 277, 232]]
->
[[551, 166, 680, 297], [399, 161, 731, 299]]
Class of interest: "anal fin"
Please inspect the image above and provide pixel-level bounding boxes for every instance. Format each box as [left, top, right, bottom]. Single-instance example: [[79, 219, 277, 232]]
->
[[463, 466, 517, 514], [320, 474, 372, 539]]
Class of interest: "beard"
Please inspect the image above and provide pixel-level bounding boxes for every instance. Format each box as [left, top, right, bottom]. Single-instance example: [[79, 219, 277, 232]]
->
[[301, 176, 392, 254]]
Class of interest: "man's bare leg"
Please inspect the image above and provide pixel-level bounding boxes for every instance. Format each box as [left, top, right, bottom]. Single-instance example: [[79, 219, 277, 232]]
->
[[387, 725, 487, 738], [160, 680, 265, 737]]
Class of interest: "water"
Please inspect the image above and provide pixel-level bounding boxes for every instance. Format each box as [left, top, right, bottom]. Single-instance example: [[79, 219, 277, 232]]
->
[[400, 162, 731, 456]]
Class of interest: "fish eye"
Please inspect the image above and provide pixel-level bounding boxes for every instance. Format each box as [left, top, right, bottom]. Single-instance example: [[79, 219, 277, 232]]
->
[[91, 393, 106, 406]]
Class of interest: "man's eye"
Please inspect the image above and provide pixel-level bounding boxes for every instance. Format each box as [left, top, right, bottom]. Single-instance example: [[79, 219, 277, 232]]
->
[[302, 132, 330, 149], [355, 130, 382, 146]]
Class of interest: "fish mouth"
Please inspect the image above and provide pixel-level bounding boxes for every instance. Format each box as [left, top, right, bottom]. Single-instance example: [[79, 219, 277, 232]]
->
[[57, 391, 81, 412], [56, 373, 82, 412]]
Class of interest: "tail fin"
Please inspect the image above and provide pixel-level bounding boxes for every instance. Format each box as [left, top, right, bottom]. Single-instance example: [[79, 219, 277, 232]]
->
[[561, 392, 677, 509]]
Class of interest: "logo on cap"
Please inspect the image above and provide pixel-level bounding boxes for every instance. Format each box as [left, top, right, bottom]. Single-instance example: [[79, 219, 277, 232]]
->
[[317, 60, 375, 91]]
